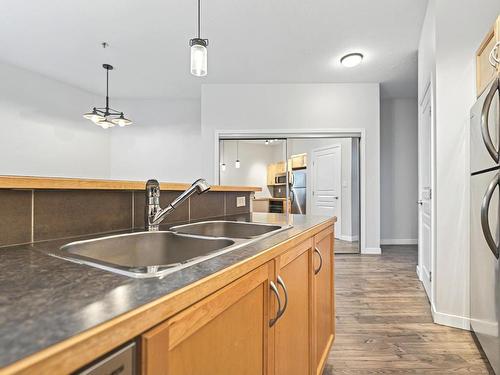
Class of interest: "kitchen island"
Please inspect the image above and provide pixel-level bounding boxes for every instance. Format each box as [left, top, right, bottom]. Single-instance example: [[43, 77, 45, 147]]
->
[[0, 213, 335, 375]]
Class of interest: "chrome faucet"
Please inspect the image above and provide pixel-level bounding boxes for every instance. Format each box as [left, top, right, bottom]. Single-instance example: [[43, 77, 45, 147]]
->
[[145, 178, 211, 231]]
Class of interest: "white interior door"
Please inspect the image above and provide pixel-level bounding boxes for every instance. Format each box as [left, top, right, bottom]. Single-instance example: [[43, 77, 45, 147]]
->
[[419, 83, 433, 299], [311, 145, 341, 238]]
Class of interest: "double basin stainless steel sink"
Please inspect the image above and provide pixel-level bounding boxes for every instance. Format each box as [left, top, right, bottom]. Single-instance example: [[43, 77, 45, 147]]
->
[[52, 221, 288, 278]]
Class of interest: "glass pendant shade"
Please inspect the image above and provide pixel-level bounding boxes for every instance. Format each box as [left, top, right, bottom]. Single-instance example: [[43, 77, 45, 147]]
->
[[235, 160, 241, 169], [191, 43, 207, 77], [111, 114, 132, 127], [83, 110, 105, 123], [97, 118, 115, 129]]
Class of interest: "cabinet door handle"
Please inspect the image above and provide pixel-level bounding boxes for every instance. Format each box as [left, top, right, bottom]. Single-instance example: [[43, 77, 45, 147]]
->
[[314, 247, 323, 275], [276, 276, 288, 319], [269, 281, 282, 327]]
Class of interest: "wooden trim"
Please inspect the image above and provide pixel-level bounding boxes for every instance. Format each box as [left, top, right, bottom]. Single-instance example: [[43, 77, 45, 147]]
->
[[0, 218, 334, 375], [0, 175, 262, 192], [279, 238, 312, 268]]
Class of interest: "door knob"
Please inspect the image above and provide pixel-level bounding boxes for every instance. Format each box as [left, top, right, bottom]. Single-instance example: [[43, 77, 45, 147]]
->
[[417, 200, 423, 205]]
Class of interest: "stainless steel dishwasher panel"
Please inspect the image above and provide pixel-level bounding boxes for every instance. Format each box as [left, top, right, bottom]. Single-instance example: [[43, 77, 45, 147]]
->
[[76, 342, 136, 375]]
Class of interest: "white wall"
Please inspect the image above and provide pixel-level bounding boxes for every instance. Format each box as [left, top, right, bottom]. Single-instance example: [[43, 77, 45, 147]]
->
[[202, 83, 380, 252], [0, 61, 110, 178], [418, 0, 500, 329], [109, 98, 204, 182], [288, 138, 358, 241], [219, 141, 284, 198], [380, 98, 418, 243]]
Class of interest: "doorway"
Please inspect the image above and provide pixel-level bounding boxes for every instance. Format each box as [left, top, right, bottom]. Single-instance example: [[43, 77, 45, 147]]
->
[[310, 144, 342, 237], [217, 132, 362, 254], [418, 81, 434, 301]]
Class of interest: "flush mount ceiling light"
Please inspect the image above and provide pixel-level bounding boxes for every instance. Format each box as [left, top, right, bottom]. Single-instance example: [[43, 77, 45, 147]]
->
[[189, 0, 209, 77], [83, 60, 132, 129], [340, 53, 364, 68]]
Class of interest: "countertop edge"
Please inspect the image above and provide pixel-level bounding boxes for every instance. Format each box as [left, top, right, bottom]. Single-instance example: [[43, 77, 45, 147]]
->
[[0, 217, 335, 375], [0, 176, 262, 192]]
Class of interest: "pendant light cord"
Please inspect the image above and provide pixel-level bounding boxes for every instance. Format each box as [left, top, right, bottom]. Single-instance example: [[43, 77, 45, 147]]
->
[[197, 0, 201, 39], [105, 68, 109, 113]]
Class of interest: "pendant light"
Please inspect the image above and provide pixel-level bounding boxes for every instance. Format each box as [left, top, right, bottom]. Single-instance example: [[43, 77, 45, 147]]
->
[[189, 0, 208, 77], [235, 141, 241, 168], [220, 141, 226, 171], [83, 49, 132, 129]]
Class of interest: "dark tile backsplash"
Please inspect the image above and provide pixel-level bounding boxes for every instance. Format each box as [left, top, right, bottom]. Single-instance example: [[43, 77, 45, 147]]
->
[[190, 192, 225, 220], [0, 188, 252, 247], [34, 190, 133, 241], [0, 190, 32, 246]]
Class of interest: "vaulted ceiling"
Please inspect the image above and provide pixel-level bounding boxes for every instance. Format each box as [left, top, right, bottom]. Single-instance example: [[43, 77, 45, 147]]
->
[[0, 0, 427, 99]]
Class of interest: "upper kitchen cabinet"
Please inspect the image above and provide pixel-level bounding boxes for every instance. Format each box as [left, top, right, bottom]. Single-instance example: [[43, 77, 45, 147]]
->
[[477, 15, 500, 96], [291, 153, 307, 170], [266, 154, 307, 186]]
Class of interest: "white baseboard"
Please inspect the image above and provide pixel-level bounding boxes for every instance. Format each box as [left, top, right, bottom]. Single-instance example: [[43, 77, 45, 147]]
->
[[381, 238, 418, 245], [339, 235, 359, 242], [431, 304, 470, 331], [362, 247, 381, 255], [416, 265, 421, 280]]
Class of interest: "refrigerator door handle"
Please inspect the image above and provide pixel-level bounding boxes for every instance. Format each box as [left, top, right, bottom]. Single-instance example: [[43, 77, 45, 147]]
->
[[480, 172, 500, 259], [480, 78, 499, 163]]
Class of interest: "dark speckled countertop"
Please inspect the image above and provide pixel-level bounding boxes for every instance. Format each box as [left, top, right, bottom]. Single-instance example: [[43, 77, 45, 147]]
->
[[0, 213, 333, 369]]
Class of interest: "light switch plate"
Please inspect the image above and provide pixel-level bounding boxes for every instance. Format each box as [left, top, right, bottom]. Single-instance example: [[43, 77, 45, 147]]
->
[[236, 196, 246, 207]]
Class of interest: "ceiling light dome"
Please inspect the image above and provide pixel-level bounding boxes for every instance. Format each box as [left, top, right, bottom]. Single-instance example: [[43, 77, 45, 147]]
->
[[340, 53, 364, 68]]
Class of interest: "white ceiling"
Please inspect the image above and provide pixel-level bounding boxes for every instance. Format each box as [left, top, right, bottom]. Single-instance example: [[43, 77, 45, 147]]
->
[[0, 0, 427, 99]]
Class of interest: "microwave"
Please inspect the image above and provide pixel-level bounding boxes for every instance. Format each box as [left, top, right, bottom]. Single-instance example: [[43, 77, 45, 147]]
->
[[275, 173, 287, 184]]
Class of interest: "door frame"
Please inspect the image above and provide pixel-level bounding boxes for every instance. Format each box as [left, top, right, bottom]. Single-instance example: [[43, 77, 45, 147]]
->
[[417, 78, 437, 307], [311, 144, 342, 240], [214, 128, 368, 254]]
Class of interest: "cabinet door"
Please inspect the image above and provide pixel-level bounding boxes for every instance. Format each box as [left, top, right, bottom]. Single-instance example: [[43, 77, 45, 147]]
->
[[291, 154, 307, 169], [268, 163, 276, 185], [141, 263, 273, 375], [313, 228, 335, 375], [276, 161, 286, 174], [274, 239, 312, 375]]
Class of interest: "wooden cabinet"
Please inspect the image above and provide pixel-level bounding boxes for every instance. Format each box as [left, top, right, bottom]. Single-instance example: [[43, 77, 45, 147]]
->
[[141, 226, 335, 375], [267, 163, 277, 185], [273, 239, 312, 375], [312, 228, 335, 375], [276, 161, 286, 174], [477, 15, 500, 96], [291, 153, 307, 169], [141, 263, 273, 375], [267, 154, 307, 186]]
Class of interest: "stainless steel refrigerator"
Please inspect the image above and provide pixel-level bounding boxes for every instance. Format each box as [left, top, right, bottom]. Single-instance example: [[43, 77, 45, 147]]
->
[[290, 170, 306, 214], [470, 75, 500, 374]]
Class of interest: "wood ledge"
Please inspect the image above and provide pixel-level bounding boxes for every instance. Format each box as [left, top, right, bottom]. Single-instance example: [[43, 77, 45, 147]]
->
[[0, 176, 262, 192]]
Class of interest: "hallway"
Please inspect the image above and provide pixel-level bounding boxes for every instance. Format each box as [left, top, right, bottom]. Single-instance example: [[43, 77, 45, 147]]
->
[[324, 245, 493, 374]]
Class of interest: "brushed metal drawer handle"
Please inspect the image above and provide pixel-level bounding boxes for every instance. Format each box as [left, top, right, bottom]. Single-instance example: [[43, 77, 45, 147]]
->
[[276, 275, 288, 319], [314, 247, 323, 275], [269, 280, 282, 327]]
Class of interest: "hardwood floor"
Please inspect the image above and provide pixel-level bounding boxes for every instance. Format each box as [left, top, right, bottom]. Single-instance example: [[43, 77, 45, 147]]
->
[[335, 239, 359, 254], [324, 245, 493, 374]]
